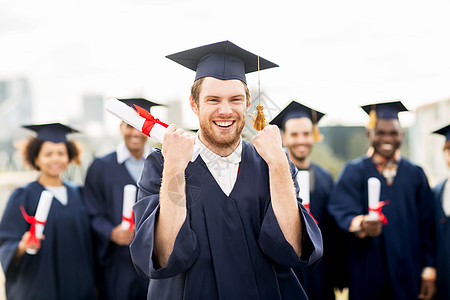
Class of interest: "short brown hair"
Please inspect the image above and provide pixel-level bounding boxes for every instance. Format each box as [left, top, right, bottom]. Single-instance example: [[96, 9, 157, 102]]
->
[[190, 77, 251, 106], [23, 137, 82, 170]]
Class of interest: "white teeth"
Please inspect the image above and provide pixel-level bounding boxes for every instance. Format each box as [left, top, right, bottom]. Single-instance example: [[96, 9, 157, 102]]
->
[[381, 144, 393, 150], [215, 121, 233, 127]]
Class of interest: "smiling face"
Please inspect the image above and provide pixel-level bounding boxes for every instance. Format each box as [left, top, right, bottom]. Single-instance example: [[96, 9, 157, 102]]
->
[[282, 117, 314, 164], [367, 119, 404, 159], [120, 122, 148, 158], [34, 141, 69, 178], [190, 77, 249, 156]]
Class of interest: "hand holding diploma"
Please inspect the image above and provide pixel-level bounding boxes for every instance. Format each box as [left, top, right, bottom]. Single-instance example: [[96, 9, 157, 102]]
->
[[19, 190, 53, 255], [105, 98, 200, 162]]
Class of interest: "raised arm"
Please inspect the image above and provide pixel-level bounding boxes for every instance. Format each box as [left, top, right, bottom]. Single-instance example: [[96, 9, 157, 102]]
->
[[252, 125, 302, 256], [153, 124, 194, 267]]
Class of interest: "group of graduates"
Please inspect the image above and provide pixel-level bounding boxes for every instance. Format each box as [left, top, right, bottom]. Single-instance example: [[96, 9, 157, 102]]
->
[[0, 40, 448, 300]]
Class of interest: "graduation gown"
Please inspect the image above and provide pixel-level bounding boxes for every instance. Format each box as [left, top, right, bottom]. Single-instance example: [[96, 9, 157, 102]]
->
[[130, 141, 323, 300], [84, 151, 148, 300], [328, 156, 435, 300], [432, 179, 450, 300], [295, 163, 347, 300], [0, 181, 96, 300]]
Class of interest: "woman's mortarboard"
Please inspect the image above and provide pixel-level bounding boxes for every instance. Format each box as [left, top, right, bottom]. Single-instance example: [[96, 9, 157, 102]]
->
[[433, 124, 450, 142], [117, 98, 166, 112], [165, 40, 278, 84], [360, 100, 408, 130], [22, 123, 79, 143], [270, 101, 325, 142]]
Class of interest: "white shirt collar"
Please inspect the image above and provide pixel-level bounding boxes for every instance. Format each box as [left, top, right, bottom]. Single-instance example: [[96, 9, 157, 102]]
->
[[195, 132, 242, 164], [116, 142, 150, 164]]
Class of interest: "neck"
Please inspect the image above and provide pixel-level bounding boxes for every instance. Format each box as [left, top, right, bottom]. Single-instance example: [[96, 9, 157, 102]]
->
[[290, 155, 310, 170], [38, 173, 63, 187], [199, 133, 240, 157], [129, 148, 144, 159]]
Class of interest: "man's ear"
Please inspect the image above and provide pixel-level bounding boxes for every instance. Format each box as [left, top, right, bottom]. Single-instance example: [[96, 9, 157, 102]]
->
[[366, 128, 372, 140], [281, 131, 286, 147], [190, 96, 199, 116]]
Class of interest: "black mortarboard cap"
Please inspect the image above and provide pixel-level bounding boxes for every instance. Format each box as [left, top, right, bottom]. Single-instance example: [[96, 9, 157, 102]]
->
[[117, 98, 165, 112], [361, 100, 408, 129], [270, 101, 325, 129], [433, 124, 450, 142], [22, 123, 78, 143], [360, 100, 408, 120], [165, 40, 278, 84]]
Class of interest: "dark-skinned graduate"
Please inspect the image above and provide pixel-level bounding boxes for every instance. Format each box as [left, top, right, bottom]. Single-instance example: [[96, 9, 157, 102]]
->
[[328, 101, 436, 300], [270, 101, 348, 300], [0, 123, 96, 300], [84, 98, 164, 300], [431, 123, 450, 300], [129, 41, 323, 300]]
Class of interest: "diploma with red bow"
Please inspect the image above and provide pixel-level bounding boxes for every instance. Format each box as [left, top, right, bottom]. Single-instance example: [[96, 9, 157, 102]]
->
[[368, 177, 388, 224], [105, 98, 199, 162], [296, 170, 317, 224], [121, 184, 136, 231], [20, 190, 54, 255]]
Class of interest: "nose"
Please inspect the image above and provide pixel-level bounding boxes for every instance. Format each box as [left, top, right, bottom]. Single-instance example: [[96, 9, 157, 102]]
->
[[218, 101, 233, 115]]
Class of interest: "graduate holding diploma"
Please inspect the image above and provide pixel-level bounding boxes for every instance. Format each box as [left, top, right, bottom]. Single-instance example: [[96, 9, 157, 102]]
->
[[0, 123, 96, 300], [84, 98, 163, 300], [328, 101, 436, 300], [130, 41, 323, 300]]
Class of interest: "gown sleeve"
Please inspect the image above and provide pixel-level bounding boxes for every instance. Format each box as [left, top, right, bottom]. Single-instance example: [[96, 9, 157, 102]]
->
[[258, 157, 323, 270], [0, 188, 30, 276], [328, 162, 365, 232], [83, 159, 117, 265], [130, 149, 199, 279]]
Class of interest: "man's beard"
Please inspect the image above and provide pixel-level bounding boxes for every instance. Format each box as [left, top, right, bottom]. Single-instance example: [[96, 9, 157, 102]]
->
[[199, 118, 245, 153]]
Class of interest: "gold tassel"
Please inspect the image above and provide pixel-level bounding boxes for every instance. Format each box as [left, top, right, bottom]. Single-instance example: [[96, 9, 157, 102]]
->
[[252, 56, 267, 131], [367, 106, 377, 130], [311, 110, 323, 142]]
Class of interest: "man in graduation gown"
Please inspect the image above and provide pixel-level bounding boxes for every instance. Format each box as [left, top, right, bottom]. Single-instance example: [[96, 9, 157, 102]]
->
[[84, 98, 163, 300], [129, 41, 323, 300], [270, 101, 348, 300], [328, 101, 436, 300], [431, 124, 450, 300]]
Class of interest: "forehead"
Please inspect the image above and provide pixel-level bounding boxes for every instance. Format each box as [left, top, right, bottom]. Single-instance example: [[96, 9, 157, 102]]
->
[[375, 119, 402, 131], [199, 77, 246, 98], [40, 141, 67, 151], [284, 117, 313, 132]]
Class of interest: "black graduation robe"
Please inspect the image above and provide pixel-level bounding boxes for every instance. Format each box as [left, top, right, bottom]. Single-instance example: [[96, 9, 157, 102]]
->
[[432, 179, 450, 300], [84, 151, 148, 300], [0, 181, 96, 300], [328, 156, 435, 300], [130, 140, 323, 300], [295, 163, 348, 300]]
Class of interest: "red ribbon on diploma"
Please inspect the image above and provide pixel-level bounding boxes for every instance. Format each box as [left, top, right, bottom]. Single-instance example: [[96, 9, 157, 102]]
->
[[132, 104, 168, 136], [303, 203, 318, 224], [369, 200, 389, 225], [122, 211, 135, 231], [19, 205, 45, 247]]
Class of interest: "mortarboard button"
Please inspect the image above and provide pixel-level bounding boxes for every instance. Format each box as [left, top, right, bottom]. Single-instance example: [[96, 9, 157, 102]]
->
[[165, 40, 278, 84], [22, 123, 78, 143]]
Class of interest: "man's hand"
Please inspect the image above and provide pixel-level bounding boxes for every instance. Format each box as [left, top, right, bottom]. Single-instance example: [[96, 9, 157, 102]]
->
[[14, 231, 44, 259], [110, 225, 134, 246], [418, 279, 436, 300], [361, 216, 383, 237], [162, 124, 194, 174], [251, 125, 286, 166]]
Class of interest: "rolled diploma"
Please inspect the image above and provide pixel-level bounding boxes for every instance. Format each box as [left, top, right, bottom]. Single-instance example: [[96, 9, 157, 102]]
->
[[296, 170, 310, 207], [26, 190, 53, 255], [105, 98, 199, 161], [121, 185, 136, 230], [367, 177, 381, 220]]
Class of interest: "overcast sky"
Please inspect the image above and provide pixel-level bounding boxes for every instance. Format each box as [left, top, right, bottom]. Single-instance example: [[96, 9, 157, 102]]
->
[[1, 0, 450, 128]]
